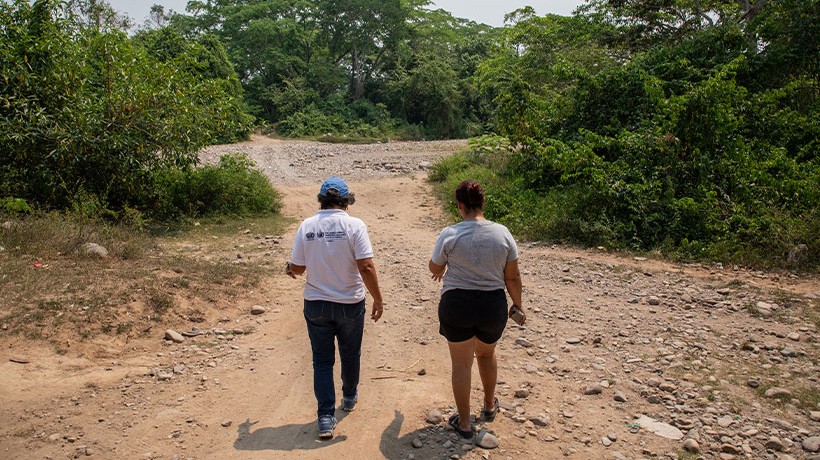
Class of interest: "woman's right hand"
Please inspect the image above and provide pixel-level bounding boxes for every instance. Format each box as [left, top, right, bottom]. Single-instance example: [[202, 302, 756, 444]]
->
[[429, 260, 446, 281]]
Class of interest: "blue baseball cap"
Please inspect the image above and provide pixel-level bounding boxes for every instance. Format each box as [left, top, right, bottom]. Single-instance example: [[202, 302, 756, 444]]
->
[[319, 176, 350, 197]]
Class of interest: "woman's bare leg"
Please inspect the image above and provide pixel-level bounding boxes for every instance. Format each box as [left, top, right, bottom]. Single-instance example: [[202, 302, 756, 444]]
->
[[474, 338, 498, 411], [447, 339, 475, 431]]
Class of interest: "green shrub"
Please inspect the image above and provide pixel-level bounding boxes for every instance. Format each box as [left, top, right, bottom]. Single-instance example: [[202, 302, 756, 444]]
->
[[277, 105, 348, 137], [431, 125, 819, 269], [0, 2, 253, 216], [1, 198, 32, 214], [153, 153, 281, 220], [275, 99, 402, 141]]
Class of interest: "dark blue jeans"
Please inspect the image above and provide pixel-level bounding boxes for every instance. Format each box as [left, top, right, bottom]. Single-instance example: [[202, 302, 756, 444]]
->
[[304, 299, 366, 418]]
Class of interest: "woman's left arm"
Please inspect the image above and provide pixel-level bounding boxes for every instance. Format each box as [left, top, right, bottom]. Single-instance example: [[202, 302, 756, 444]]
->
[[504, 259, 523, 309]]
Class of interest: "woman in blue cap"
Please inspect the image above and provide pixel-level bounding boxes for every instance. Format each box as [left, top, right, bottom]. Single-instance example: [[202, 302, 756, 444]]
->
[[286, 176, 385, 439]]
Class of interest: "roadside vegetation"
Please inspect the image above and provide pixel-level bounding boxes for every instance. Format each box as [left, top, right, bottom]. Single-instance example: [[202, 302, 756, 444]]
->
[[1, 0, 817, 287], [430, 2, 818, 270]]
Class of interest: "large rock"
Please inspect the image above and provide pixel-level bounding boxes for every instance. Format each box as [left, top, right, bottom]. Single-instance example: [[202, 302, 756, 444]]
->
[[634, 415, 684, 440], [83, 242, 109, 258]]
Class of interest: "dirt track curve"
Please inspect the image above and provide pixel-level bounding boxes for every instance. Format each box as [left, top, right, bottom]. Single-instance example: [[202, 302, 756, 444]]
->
[[1, 136, 818, 460]]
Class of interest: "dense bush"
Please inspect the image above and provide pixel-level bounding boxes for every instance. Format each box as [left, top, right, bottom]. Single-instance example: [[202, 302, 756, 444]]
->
[[152, 153, 282, 220], [132, 28, 253, 144], [439, 8, 819, 269], [276, 100, 400, 141], [0, 1, 253, 218]]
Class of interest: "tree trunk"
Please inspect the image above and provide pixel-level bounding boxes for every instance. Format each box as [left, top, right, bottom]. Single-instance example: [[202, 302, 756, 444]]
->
[[350, 45, 365, 100]]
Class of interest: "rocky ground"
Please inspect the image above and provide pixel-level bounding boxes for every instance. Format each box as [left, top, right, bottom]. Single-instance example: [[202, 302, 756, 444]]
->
[[1, 135, 818, 460]]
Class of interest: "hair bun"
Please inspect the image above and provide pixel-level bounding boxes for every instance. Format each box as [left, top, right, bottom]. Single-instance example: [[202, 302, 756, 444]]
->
[[455, 180, 484, 210]]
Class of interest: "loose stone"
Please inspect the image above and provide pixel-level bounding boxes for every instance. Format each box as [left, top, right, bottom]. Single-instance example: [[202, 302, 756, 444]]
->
[[426, 409, 443, 424], [514, 388, 530, 398], [683, 439, 700, 453], [765, 437, 785, 451], [634, 415, 684, 440], [475, 430, 499, 449], [803, 436, 820, 453], [164, 329, 185, 343], [529, 414, 549, 427], [584, 384, 603, 395], [764, 388, 792, 399]]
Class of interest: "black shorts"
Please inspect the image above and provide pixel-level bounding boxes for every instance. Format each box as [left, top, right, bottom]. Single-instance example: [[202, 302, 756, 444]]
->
[[438, 289, 508, 343]]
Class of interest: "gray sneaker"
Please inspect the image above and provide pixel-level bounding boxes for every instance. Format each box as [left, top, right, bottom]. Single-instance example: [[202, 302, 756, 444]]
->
[[318, 415, 336, 439], [342, 395, 357, 412]]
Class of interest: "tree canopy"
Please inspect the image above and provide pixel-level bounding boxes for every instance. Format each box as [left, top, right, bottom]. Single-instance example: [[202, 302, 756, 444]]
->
[[1, 0, 816, 266]]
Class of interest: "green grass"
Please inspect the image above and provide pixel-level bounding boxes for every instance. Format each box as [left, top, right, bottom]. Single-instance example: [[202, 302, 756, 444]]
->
[[805, 302, 820, 330], [793, 386, 820, 412], [754, 383, 820, 411]]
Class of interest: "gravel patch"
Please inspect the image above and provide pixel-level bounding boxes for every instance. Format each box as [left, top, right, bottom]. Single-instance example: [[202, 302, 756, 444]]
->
[[199, 136, 467, 186]]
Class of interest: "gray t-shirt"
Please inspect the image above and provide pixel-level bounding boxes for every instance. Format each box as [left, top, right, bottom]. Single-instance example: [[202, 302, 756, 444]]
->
[[431, 220, 518, 293]]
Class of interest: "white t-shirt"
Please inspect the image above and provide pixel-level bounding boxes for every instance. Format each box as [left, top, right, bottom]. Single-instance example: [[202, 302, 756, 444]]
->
[[291, 209, 374, 303], [431, 220, 518, 293]]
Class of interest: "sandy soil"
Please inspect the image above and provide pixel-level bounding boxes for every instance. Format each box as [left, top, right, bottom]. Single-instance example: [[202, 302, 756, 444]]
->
[[1, 136, 818, 460]]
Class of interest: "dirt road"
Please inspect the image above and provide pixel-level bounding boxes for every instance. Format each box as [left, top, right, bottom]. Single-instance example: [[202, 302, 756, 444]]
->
[[1, 137, 818, 460]]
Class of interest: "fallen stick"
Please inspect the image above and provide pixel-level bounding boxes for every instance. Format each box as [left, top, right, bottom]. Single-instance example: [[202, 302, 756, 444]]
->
[[402, 358, 422, 371], [375, 358, 422, 374]]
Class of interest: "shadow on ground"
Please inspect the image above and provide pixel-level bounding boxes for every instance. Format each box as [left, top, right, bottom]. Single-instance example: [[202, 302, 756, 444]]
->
[[234, 411, 350, 451], [381, 410, 480, 459]]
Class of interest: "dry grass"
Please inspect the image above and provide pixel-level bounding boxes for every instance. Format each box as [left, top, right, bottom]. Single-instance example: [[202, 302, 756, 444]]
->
[[0, 213, 289, 348], [753, 383, 820, 412]]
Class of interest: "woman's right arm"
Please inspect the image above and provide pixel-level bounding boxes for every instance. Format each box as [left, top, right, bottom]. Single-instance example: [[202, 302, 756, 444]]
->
[[429, 231, 448, 281], [429, 260, 446, 281]]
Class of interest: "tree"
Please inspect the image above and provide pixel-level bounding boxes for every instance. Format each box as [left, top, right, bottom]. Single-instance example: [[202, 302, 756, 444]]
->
[[576, 0, 765, 50], [316, 0, 409, 99], [177, 0, 335, 122], [146, 4, 172, 29], [66, 0, 131, 31], [477, 12, 616, 142]]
